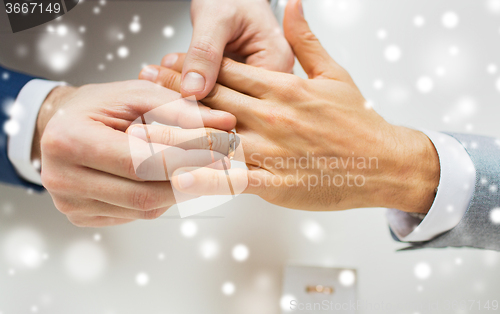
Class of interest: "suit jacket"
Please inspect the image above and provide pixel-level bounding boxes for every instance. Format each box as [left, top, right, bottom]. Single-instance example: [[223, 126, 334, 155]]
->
[[0, 64, 43, 190], [402, 132, 500, 251]]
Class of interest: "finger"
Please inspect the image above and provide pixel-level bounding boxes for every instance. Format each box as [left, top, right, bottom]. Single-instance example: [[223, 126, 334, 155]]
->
[[67, 123, 229, 181], [170, 167, 273, 198], [104, 80, 235, 131], [66, 215, 135, 228], [132, 145, 232, 182], [140, 65, 181, 93], [142, 65, 263, 125], [139, 62, 248, 120], [161, 49, 292, 92], [283, 0, 352, 82], [86, 201, 170, 220], [215, 58, 282, 99], [128, 123, 267, 168], [48, 165, 197, 211], [127, 125, 239, 156], [245, 45, 295, 74], [58, 198, 172, 221], [135, 71, 238, 131], [161, 53, 186, 73], [181, 15, 235, 99], [85, 171, 195, 210]]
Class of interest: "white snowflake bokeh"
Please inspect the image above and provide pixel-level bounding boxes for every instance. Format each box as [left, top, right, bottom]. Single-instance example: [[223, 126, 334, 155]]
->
[[129, 16, 141, 33], [135, 272, 149, 286], [300, 219, 325, 243], [384, 44, 402, 62], [231, 244, 249, 262], [221, 281, 236, 296], [490, 208, 500, 224], [3, 227, 45, 269], [414, 262, 432, 280], [199, 239, 219, 260], [163, 26, 175, 38], [63, 240, 107, 282], [180, 220, 198, 238], [37, 23, 83, 73]]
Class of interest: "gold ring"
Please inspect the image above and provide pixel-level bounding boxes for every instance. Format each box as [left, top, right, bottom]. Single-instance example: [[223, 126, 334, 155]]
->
[[305, 285, 334, 295], [227, 130, 236, 160], [206, 130, 215, 164]]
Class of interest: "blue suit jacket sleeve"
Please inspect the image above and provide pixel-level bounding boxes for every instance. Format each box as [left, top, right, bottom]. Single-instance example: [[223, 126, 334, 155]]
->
[[0, 64, 44, 191]]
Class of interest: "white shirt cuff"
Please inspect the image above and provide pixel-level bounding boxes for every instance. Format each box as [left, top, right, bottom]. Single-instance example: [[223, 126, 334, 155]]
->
[[387, 130, 476, 242], [7, 79, 66, 185]]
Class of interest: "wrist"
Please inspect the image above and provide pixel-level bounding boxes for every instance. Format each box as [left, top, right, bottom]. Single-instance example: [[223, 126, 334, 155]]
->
[[31, 85, 77, 161], [376, 127, 440, 214], [394, 127, 440, 214]]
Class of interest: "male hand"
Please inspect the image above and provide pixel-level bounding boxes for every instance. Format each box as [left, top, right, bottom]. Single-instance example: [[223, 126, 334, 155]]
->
[[33, 80, 236, 227], [165, 0, 294, 99], [139, 0, 440, 215]]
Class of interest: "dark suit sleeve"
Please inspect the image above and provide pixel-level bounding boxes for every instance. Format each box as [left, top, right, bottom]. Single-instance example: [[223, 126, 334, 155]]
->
[[401, 133, 500, 251], [0, 64, 44, 191]]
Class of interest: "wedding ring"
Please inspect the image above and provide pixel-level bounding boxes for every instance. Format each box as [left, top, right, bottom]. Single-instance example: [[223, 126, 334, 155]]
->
[[206, 130, 215, 164], [227, 130, 236, 160], [305, 285, 335, 295], [206, 130, 238, 161]]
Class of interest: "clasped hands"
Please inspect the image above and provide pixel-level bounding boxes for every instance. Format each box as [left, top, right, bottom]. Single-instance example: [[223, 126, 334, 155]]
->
[[36, 0, 440, 227]]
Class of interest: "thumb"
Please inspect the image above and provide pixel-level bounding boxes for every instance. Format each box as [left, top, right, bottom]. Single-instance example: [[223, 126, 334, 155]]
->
[[283, 0, 351, 82], [182, 16, 234, 100]]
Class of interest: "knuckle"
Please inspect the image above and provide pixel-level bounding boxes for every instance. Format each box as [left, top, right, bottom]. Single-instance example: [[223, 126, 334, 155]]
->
[[131, 188, 160, 211], [299, 30, 319, 45], [160, 127, 174, 145], [41, 171, 65, 192], [189, 37, 220, 65], [205, 84, 223, 103], [41, 127, 72, 158], [278, 76, 307, 100], [159, 70, 178, 89], [142, 208, 163, 220], [289, 75, 306, 90], [53, 198, 76, 215], [220, 57, 236, 73], [67, 215, 90, 228], [120, 153, 140, 180]]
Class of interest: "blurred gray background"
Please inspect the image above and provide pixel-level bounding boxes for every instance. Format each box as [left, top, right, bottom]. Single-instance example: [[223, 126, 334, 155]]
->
[[1, 0, 500, 313]]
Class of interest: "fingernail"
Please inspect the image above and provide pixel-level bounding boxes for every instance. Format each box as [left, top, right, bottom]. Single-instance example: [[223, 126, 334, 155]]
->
[[210, 110, 231, 116], [183, 72, 205, 93], [163, 54, 179, 68], [298, 0, 304, 16], [128, 125, 148, 141], [141, 66, 159, 81], [177, 171, 195, 189]]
